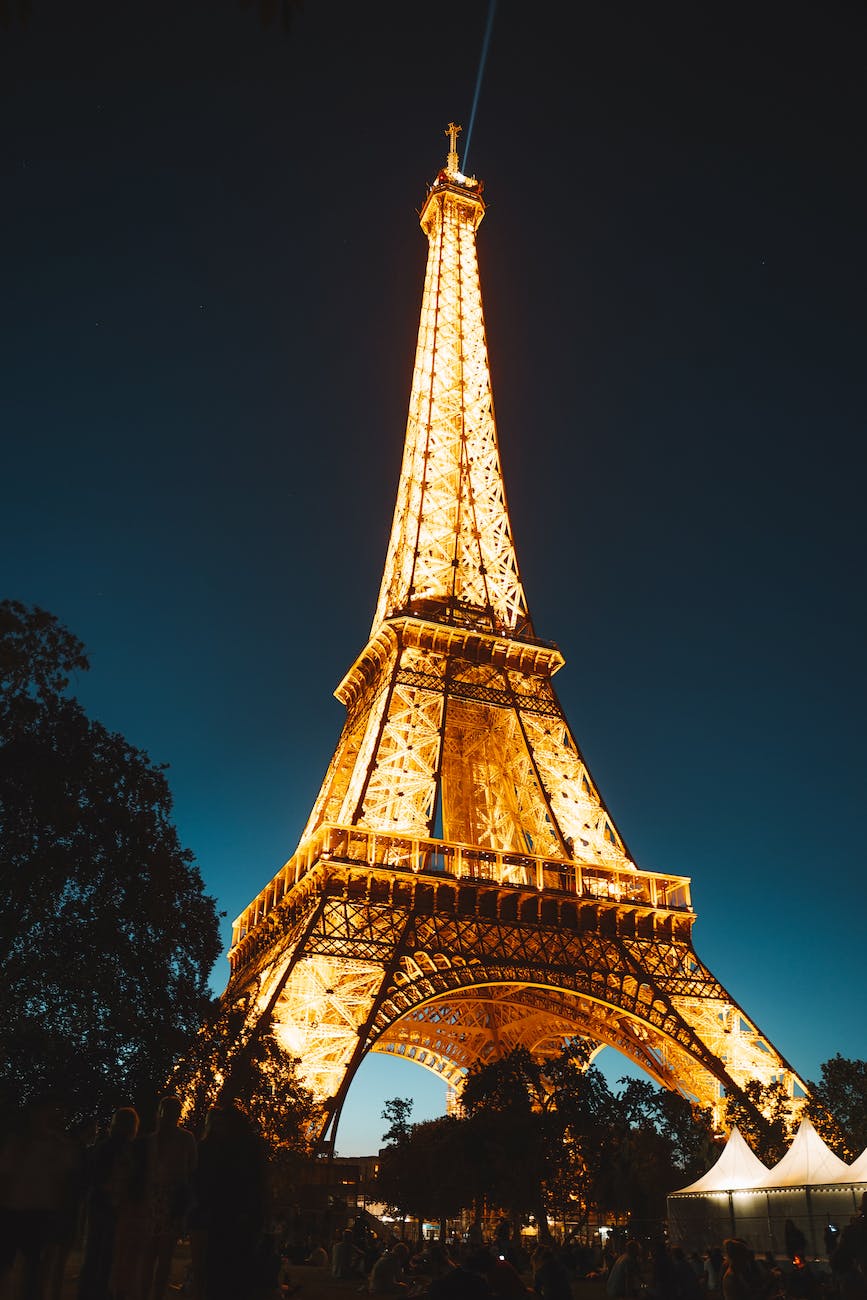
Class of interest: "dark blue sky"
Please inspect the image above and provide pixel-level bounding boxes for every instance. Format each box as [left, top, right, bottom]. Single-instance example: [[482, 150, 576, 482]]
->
[[2, 1, 865, 1155]]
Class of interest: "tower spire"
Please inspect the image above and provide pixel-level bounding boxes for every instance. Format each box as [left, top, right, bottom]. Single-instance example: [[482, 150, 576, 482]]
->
[[445, 120, 462, 174], [374, 126, 522, 637]]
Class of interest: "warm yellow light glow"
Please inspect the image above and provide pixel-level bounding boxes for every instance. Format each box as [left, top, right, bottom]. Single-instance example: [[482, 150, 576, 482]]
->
[[219, 131, 806, 1135], [230, 822, 691, 953]]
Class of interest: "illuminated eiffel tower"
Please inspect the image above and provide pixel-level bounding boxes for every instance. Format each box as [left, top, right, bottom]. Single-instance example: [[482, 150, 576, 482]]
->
[[224, 126, 804, 1144]]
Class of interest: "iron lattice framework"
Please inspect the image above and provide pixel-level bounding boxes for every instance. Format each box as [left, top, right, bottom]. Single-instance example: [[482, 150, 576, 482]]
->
[[222, 129, 804, 1141]]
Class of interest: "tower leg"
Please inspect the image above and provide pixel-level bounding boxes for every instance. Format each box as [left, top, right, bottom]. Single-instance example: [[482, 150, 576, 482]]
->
[[318, 906, 418, 1149], [222, 887, 332, 1104]]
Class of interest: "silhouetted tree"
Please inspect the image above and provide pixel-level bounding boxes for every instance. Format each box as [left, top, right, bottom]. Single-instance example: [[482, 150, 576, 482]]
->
[[461, 1046, 554, 1234], [724, 1078, 796, 1165], [372, 1049, 720, 1234], [461, 1046, 718, 1231], [175, 999, 319, 1150], [539, 1047, 621, 1229], [373, 1097, 416, 1229], [375, 1113, 470, 1234], [593, 1077, 717, 1221], [0, 599, 221, 1120], [806, 1055, 867, 1159], [611, 1078, 717, 1182], [381, 1095, 414, 1146]]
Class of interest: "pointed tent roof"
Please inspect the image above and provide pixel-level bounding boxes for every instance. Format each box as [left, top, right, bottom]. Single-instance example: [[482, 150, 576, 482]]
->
[[672, 1125, 771, 1194], [847, 1145, 867, 1181], [757, 1117, 854, 1187]]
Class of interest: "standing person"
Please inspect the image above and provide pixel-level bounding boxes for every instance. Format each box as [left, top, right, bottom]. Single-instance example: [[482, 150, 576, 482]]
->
[[784, 1221, 808, 1264], [0, 1095, 79, 1300], [197, 1103, 268, 1300], [831, 1192, 867, 1300], [142, 1095, 197, 1300], [78, 1107, 140, 1300], [46, 1116, 88, 1300], [332, 1228, 362, 1279], [648, 1241, 677, 1300], [705, 1249, 724, 1296], [110, 1119, 151, 1300], [533, 1245, 572, 1300], [671, 1248, 702, 1300], [187, 1108, 222, 1300], [606, 1241, 641, 1300], [721, 1239, 765, 1300]]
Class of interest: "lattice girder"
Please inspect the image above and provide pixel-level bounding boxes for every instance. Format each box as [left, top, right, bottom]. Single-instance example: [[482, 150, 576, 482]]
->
[[442, 697, 559, 857], [355, 648, 445, 833], [375, 180, 527, 635], [267, 956, 385, 1100], [377, 984, 601, 1069], [302, 614, 633, 868], [520, 708, 630, 866], [372, 984, 692, 1093], [227, 858, 804, 1123], [301, 708, 370, 841]]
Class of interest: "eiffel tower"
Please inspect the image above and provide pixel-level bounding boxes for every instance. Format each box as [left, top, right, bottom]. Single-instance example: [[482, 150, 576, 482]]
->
[[224, 125, 804, 1145]]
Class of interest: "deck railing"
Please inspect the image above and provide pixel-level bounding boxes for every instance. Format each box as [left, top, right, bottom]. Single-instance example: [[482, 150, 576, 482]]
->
[[230, 822, 692, 950]]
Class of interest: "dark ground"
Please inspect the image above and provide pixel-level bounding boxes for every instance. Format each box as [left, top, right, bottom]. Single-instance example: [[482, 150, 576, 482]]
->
[[49, 1251, 607, 1300]]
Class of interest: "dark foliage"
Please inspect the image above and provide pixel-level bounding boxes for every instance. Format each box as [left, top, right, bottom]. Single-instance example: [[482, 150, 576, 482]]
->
[[459, 1045, 716, 1229], [0, 600, 221, 1121], [592, 1078, 718, 1221], [376, 1052, 867, 1231], [380, 1095, 414, 1146], [174, 998, 319, 1157], [460, 1045, 559, 1231], [723, 1078, 797, 1166], [375, 1108, 470, 1229], [806, 1055, 867, 1159]]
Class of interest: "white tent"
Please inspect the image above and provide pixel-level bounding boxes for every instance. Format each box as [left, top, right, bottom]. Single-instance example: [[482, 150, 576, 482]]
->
[[674, 1126, 771, 1193], [846, 1144, 867, 1182], [745, 1119, 864, 1257], [668, 1120, 867, 1255], [667, 1128, 771, 1248], [756, 1118, 853, 1187]]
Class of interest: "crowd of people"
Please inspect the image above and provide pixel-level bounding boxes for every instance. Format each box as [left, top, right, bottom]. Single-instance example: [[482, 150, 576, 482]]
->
[[294, 1204, 866, 1300], [0, 1092, 270, 1300], [1, 1092, 865, 1300]]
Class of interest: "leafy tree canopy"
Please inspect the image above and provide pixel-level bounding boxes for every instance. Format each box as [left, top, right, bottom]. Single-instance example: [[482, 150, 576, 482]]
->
[[723, 1078, 797, 1166], [459, 1045, 716, 1230], [174, 1000, 319, 1157], [0, 600, 221, 1121], [380, 1095, 414, 1146], [375, 1109, 472, 1231], [806, 1055, 867, 1159], [0, 600, 89, 729]]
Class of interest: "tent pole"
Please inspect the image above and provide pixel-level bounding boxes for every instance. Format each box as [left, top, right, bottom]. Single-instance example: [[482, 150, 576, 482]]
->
[[805, 1185, 815, 1257]]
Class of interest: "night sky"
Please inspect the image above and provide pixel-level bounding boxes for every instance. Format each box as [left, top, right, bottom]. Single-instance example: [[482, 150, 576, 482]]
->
[[2, 2, 865, 1156]]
